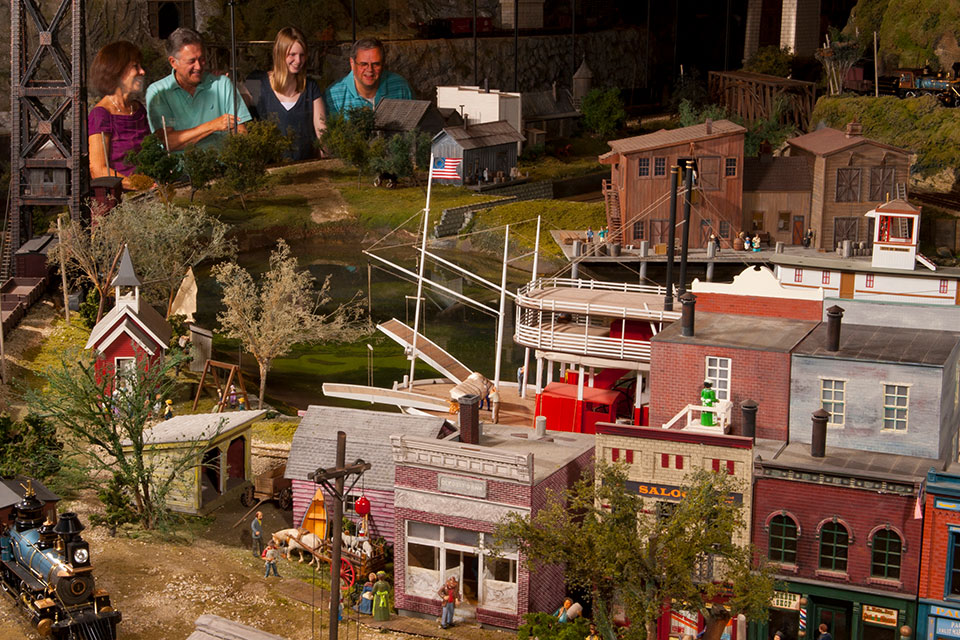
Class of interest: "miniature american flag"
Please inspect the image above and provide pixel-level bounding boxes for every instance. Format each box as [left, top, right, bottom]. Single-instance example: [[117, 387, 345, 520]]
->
[[432, 157, 462, 180]]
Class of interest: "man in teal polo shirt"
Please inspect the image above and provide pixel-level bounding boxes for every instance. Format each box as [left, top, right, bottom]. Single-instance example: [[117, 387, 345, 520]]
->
[[324, 38, 413, 118], [146, 27, 251, 151]]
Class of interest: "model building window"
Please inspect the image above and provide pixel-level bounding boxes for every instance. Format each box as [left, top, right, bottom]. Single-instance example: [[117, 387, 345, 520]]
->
[[821, 271, 831, 285], [835, 168, 862, 202], [820, 379, 845, 426], [942, 279, 950, 294], [705, 356, 731, 401], [639, 158, 650, 177], [818, 521, 849, 572], [724, 157, 737, 177], [865, 274, 875, 288], [882, 384, 909, 431], [654, 157, 666, 176], [794, 268, 803, 283], [949, 531, 960, 595], [407, 542, 439, 570], [633, 220, 645, 241], [719, 220, 730, 238], [148, 1, 195, 39], [344, 494, 358, 514], [870, 529, 902, 580], [768, 514, 799, 564], [655, 501, 677, 522]]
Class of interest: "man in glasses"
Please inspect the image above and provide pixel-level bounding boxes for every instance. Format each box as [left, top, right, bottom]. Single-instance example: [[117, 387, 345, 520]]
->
[[325, 38, 412, 118]]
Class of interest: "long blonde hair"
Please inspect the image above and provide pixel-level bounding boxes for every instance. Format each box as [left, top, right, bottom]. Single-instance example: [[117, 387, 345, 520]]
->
[[271, 27, 308, 94]]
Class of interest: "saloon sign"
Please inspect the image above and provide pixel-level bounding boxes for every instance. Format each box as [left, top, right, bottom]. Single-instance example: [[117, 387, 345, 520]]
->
[[625, 480, 743, 504]]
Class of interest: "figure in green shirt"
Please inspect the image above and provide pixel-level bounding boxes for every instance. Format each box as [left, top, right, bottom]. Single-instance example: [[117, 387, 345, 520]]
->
[[700, 380, 717, 426]]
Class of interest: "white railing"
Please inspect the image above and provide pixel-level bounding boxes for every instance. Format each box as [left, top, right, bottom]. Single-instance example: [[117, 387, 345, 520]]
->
[[516, 278, 680, 322], [518, 277, 666, 297], [661, 400, 733, 434], [514, 323, 652, 361]]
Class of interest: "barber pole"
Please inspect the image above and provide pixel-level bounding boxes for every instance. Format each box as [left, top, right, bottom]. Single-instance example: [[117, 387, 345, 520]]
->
[[799, 606, 807, 636]]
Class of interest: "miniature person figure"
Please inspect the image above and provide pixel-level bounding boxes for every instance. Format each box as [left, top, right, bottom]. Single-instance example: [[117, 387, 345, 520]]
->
[[324, 37, 412, 118], [774, 631, 786, 640], [598, 226, 608, 242], [490, 386, 501, 424], [264, 540, 280, 577], [700, 380, 717, 426], [586, 227, 595, 242], [356, 572, 376, 615], [517, 365, 525, 389], [586, 623, 601, 640], [145, 27, 252, 151], [555, 598, 575, 622], [163, 399, 174, 420], [711, 233, 721, 254], [251, 511, 264, 557], [372, 571, 391, 621], [229, 384, 238, 409], [437, 576, 460, 629], [238, 395, 247, 411], [818, 624, 832, 640], [803, 228, 814, 248]]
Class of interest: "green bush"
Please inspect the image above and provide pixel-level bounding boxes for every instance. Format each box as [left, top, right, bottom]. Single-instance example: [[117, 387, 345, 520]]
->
[[581, 88, 627, 138], [218, 120, 291, 207], [518, 613, 592, 640], [182, 145, 224, 200], [321, 107, 377, 181], [78, 288, 100, 329], [744, 45, 795, 77], [126, 133, 183, 191], [0, 414, 62, 481]]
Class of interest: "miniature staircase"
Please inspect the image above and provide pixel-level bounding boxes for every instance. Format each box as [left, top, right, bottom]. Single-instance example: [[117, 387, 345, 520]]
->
[[896, 182, 907, 200], [602, 180, 621, 240], [0, 227, 11, 281]]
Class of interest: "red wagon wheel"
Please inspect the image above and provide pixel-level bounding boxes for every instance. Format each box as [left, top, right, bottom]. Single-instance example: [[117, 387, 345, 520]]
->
[[340, 558, 356, 589]]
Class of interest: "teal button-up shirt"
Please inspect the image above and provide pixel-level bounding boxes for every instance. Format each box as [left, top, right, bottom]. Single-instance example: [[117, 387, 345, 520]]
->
[[324, 70, 413, 118], [146, 71, 252, 150]]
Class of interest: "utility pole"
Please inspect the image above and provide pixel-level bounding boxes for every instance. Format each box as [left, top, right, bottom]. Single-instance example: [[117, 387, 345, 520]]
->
[[308, 432, 371, 640]]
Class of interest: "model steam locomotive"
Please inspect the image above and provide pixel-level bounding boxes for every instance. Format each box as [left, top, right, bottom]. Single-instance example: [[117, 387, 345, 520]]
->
[[0, 482, 121, 639], [896, 68, 960, 106]]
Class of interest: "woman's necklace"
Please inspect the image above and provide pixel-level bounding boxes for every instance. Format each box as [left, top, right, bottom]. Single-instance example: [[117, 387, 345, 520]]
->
[[110, 95, 131, 115]]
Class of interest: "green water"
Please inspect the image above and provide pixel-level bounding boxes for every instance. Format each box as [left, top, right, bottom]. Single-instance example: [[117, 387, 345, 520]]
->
[[194, 239, 528, 413]]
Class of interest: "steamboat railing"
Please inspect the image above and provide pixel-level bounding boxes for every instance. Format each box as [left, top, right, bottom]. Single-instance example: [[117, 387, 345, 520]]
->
[[514, 322, 653, 361], [516, 277, 681, 322]]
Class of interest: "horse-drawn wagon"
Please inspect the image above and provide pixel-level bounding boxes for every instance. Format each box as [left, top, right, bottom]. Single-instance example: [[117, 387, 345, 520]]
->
[[240, 463, 293, 511], [271, 528, 389, 589]]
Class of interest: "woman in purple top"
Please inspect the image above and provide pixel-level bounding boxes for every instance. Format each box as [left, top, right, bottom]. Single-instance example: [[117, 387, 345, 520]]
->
[[88, 41, 150, 189]]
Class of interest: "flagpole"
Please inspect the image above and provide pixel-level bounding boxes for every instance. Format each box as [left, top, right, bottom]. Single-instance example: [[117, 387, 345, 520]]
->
[[408, 154, 435, 389]]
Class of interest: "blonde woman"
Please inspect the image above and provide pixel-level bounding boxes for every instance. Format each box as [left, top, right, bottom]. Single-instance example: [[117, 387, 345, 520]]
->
[[254, 27, 325, 160]]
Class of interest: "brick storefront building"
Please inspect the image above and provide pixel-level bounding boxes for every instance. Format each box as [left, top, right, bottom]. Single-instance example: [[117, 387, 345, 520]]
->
[[751, 439, 925, 640], [595, 423, 754, 640], [390, 407, 593, 630], [649, 306, 816, 439], [918, 469, 960, 640]]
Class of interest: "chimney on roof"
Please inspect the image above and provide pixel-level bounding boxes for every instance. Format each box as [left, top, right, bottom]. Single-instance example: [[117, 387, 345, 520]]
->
[[458, 394, 481, 444], [680, 292, 696, 337], [845, 120, 862, 138], [484, 77, 490, 93], [705, 118, 713, 135], [811, 409, 829, 457], [826, 305, 844, 351], [758, 140, 773, 163], [740, 399, 757, 441], [534, 415, 547, 439]]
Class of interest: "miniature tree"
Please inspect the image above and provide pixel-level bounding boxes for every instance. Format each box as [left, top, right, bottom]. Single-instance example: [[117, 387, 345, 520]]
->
[[580, 88, 627, 139], [817, 29, 865, 96], [217, 120, 290, 209], [369, 130, 433, 186], [213, 240, 368, 409], [25, 348, 208, 530], [56, 198, 234, 320], [678, 99, 795, 156], [494, 464, 775, 640], [0, 414, 62, 481], [744, 45, 795, 77], [125, 133, 183, 204], [182, 145, 224, 201], [321, 107, 376, 184]]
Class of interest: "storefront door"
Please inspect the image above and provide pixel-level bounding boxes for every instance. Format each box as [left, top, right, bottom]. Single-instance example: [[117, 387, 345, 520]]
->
[[445, 550, 479, 606], [818, 603, 851, 640]]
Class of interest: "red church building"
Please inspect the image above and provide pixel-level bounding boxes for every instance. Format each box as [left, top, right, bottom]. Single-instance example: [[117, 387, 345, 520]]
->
[[84, 246, 171, 381]]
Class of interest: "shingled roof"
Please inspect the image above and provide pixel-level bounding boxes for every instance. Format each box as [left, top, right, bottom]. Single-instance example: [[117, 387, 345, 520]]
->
[[374, 99, 432, 133], [436, 120, 525, 150], [742, 156, 812, 192], [284, 406, 448, 491], [600, 120, 745, 160], [522, 88, 578, 120], [787, 126, 908, 157]]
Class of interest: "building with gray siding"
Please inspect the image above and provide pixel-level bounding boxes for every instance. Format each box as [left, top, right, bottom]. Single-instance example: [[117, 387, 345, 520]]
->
[[431, 121, 524, 185], [789, 317, 960, 461]]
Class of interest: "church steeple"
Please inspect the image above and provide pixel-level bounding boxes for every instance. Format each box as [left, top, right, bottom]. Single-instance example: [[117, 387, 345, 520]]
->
[[112, 245, 141, 313]]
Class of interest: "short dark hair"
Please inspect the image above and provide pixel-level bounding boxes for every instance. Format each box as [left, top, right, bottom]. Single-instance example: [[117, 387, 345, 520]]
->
[[166, 27, 204, 58], [90, 41, 142, 95], [350, 37, 384, 60]]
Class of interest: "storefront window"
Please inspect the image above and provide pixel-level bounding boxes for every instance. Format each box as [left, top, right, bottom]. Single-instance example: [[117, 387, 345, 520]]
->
[[484, 557, 517, 583], [408, 542, 439, 570], [949, 531, 960, 595], [408, 521, 440, 540], [445, 527, 479, 547]]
